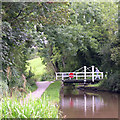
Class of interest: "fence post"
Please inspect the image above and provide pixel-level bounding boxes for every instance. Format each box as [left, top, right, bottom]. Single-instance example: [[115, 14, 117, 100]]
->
[[92, 66, 94, 82], [101, 72, 103, 79], [56, 72, 57, 80], [62, 73, 64, 80], [84, 66, 86, 84], [76, 73, 77, 80]]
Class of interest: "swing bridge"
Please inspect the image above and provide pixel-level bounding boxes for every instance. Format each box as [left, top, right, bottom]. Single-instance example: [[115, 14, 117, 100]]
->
[[56, 66, 104, 84]]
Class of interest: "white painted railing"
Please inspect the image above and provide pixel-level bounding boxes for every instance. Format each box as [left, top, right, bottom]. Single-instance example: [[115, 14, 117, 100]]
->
[[56, 66, 104, 83]]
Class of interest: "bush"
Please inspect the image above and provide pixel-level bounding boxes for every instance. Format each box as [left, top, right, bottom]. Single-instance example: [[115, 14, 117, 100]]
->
[[26, 67, 35, 79], [40, 73, 54, 81], [0, 80, 9, 97], [100, 71, 120, 92]]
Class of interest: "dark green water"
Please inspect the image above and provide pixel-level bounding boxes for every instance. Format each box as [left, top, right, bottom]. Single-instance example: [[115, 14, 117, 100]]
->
[[60, 87, 119, 118]]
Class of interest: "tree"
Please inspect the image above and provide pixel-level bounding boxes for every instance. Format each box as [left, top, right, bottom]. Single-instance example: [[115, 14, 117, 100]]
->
[[2, 2, 71, 92], [37, 2, 108, 73]]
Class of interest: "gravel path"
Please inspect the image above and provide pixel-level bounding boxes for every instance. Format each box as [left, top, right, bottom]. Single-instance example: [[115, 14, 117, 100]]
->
[[21, 81, 53, 103]]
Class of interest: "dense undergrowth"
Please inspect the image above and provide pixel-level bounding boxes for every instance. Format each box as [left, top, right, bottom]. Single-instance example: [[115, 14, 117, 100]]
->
[[99, 71, 120, 92]]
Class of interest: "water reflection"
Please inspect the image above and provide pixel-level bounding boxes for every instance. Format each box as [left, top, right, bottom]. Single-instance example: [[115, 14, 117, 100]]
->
[[60, 87, 118, 118]]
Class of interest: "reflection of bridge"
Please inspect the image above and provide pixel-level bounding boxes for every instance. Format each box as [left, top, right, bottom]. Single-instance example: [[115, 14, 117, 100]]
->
[[56, 66, 103, 84], [60, 94, 104, 115], [59, 88, 118, 118]]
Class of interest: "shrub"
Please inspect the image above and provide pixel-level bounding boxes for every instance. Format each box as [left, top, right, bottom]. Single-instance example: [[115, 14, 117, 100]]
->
[[100, 71, 120, 92], [40, 73, 54, 81]]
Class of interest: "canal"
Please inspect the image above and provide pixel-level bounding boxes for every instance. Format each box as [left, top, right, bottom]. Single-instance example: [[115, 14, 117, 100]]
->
[[59, 86, 119, 118]]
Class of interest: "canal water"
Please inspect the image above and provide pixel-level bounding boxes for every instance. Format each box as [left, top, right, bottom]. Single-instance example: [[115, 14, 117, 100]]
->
[[60, 86, 119, 118]]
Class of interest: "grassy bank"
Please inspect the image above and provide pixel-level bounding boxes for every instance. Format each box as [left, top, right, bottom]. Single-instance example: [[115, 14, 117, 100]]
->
[[26, 57, 46, 81], [87, 80, 104, 87], [1, 96, 58, 119], [42, 81, 62, 103], [74, 80, 104, 88]]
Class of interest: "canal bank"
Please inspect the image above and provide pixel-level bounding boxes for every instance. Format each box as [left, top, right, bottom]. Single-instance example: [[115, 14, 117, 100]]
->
[[68, 79, 120, 93]]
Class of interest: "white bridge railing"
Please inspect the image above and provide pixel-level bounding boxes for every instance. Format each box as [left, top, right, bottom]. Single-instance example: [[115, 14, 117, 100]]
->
[[56, 66, 103, 82]]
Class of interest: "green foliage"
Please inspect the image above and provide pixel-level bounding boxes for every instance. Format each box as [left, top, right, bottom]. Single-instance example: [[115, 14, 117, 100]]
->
[[2, 2, 71, 92], [26, 83, 38, 93], [100, 71, 120, 92], [0, 80, 8, 97], [40, 72, 54, 81], [111, 47, 120, 67], [2, 16, 36, 89], [37, 2, 107, 72], [1, 96, 58, 118]]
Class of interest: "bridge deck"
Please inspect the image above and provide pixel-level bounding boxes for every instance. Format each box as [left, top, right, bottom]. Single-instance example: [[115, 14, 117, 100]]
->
[[62, 79, 102, 83]]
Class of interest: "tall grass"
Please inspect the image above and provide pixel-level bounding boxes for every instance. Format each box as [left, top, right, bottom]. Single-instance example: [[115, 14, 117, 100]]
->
[[1, 95, 58, 118]]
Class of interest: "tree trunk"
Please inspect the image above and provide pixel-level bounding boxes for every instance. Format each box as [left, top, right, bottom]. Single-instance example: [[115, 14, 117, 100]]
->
[[50, 61, 59, 73], [49, 44, 59, 73], [62, 57, 66, 69]]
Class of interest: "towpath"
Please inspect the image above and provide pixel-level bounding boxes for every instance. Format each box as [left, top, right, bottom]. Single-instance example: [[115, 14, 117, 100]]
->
[[21, 81, 53, 103]]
